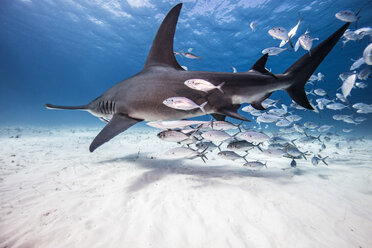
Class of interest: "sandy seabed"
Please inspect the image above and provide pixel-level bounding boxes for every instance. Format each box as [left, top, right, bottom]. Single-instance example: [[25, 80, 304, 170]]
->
[[0, 126, 371, 248]]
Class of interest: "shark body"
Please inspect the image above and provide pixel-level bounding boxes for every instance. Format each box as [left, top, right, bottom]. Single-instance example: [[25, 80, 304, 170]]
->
[[46, 3, 350, 152]]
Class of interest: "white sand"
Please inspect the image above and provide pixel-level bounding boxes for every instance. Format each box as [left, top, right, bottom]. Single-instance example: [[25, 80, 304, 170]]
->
[[0, 126, 371, 248]]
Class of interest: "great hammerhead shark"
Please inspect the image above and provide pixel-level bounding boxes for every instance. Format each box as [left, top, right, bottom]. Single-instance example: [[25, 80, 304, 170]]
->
[[46, 3, 350, 152]]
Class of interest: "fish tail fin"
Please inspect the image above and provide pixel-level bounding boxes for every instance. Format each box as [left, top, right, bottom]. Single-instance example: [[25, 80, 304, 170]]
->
[[45, 103, 89, 110], [255, 143, 263, 152], [242, 154, 249, 163], [217, 82, 225, 93], [288, 38, 294, 48], [197, 56, 202, 61], [199, 101, 208, 114], [283, 23, 350, 110], [322, 156, 329, 166]]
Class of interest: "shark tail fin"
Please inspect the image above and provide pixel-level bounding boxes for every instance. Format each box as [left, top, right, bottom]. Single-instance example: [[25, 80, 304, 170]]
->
[[283, 23, 350, 110], [45, 103, 89, 110]]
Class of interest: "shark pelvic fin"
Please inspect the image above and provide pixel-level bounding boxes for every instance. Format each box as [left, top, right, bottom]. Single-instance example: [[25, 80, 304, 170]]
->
[[143, 3, 184, 71], [251, 101, 266, 111], [89, 114, 141, 152], [212, 114, 226, 121], [251, 92, 272, 110], [219, 109, 250, 122]]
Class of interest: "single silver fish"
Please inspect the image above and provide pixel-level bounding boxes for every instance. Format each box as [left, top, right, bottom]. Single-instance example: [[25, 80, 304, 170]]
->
[[333, 114, 351, 121], [335, 93, 347, 103], [354, 27, 372, 39], [297, 31, 319, 55], [250, 21, 257, 32], [352, 102, 371, 109], [268, 27, 292, 47], [218, 151, 248, 162], [261, 98, 279, 109], [286, 146, 308, 159], [157, 130, 190, 142], [343, 116, 358, 124], [227, 140, 262, 152], [201, 120, 239, 131], [350, 57, 365, 70], [163, 97, 208, 114], [357, 67, 371, 80], [182, 52, 201, 60], [164, 147, 202, 159], [257, 113, 281, 123], [293, 123, 305, 133], [268, 107, 287, 116], [270, 136, 290, 145], [201, 130, 232, 142], [304, 122, 318, 129], [314, 88, 328, 96], [147, 120, 207, 129], [355, 116, 366, 122], [262, 47, 287, 56], [244, 161, 267, 168], [317, 72, 325, 81], [276, 119, 291, 127], [318, 125, 333, 132], [240, 131, 270, 143], [311, 155, 328, 166], [196, 141, 218, 152], [184, 79, 225, 93], [341, 74, 356, 99], [355, 82, 367, 88], [262, 148, 285, 157], [335, 10, 359, 23], [286, 114, 302, 122], [326, 103, 348, 110], [363, 43, 372, 65], [343, 128, 353, 133], [290, 159, 296, 167]]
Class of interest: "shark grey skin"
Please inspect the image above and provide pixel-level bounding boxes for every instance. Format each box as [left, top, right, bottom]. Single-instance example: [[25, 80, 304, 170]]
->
[[46, 3, 350, 152]]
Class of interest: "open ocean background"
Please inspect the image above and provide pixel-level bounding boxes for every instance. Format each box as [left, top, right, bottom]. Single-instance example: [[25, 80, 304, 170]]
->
[[0, 0, 371, 135]]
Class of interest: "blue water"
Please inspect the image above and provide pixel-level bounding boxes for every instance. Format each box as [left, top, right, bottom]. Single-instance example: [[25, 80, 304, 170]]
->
[[0, 0, 371, 135]]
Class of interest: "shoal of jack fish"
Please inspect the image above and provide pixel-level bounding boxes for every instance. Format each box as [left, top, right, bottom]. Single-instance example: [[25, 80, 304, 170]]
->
[[148, 9, 371, 169]]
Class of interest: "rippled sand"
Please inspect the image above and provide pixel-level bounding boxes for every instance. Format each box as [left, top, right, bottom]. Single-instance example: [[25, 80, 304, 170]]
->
[[0, 126, 371, 248]]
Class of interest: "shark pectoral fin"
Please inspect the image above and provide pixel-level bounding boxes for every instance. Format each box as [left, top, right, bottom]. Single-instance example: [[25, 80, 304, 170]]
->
[[89, 114, 141, 152], [219, 109, 250, 122], [251, 101, 266, 111], [211, 114, 226, 121], [251, 92, 272, 110]]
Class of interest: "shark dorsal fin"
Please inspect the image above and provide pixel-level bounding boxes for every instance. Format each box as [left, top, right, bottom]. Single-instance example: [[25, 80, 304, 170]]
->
[[250, 53, 269, 73], [143, 3, 184, 70], [249, 53, 278, 79]]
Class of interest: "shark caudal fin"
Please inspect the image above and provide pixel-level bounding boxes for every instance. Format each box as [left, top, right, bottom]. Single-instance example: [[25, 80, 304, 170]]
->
[[283, 23, 350, 110], [45, 104, 89, 110]]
